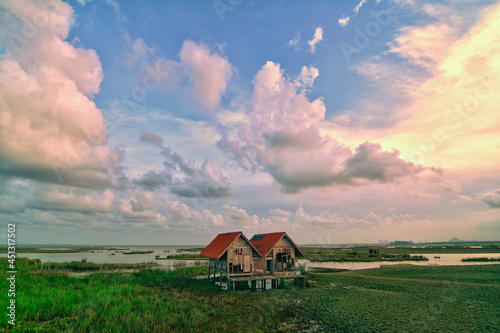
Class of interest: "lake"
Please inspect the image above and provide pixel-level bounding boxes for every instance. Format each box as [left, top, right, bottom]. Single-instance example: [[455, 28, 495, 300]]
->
[[303, 253, 500, 270], [4, 246, 500, 271], [5, 245, 206, 270]]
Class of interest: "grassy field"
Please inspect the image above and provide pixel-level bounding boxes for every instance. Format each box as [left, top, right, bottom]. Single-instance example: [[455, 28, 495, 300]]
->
[[1, 259, 499, 332], [28, 259, 159, 272], [293, 264, 500, 332]]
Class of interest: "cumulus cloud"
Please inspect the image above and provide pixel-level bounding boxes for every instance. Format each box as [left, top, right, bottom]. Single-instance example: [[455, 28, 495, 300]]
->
[[165, 200, 225, 229], [307, 27, 323, 53], [218, 61, 428, 193], [338, 142, 426, 183], [295, 65, 319, 88], [140, 131, 231, 198], [0, 0, 126, 189], [180, 40, 232, 110]]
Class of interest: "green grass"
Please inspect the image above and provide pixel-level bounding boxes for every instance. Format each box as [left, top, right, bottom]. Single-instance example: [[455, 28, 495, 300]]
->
[[165, 254, 206, 260], [177, 248, 204, 252], [304, 249, 429, 262], [33, 259, 159, 272], [1, 259, 499, 332], [462, 257, 500, 262], [0, 259, 285, 332], [289, 264, 500, 332], [122, 250, 154, 255]]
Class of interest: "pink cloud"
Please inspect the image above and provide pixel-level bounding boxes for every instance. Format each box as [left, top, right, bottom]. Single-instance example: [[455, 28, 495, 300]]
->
[[180, 40, 232, 110], [218, 61, 428, 192], [0, 0, 125, 189]]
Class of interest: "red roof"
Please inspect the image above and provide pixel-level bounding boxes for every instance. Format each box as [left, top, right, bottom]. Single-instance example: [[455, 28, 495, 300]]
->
[[199, 231, 248, 259], [250, 232, 306, 257], [250, 232, 283, 257]]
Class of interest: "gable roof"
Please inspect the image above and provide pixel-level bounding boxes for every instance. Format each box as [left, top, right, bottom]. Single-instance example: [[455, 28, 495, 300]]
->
[[199, 231, 262, 259], [250, 232, 306, 258]]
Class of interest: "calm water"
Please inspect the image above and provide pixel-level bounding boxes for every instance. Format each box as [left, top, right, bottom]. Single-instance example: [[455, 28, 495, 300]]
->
[[303, 253, 500, 270], [3, 246, 500, 271], [4, 246, 207, 270]]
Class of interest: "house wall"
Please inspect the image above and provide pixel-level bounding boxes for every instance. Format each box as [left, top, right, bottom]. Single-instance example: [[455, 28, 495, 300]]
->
[[209, 252, 228, 273], [271, 236, 296, 272], [227, 235, 254, 275], [252, 258, 267, 275]]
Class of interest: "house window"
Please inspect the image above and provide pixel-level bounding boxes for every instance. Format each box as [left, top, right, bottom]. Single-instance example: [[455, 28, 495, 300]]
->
[[235, 248, 243, 255]]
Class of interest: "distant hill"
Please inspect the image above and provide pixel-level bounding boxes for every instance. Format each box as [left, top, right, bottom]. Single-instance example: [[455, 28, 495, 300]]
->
[[448, 237, 478, 243]]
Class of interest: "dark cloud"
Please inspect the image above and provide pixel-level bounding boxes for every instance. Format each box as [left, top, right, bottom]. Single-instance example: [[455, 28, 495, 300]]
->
[[140, 131, 231, 198], [480, 189, 500, 208], [133, 171, 171, 191], [140, 131, 164, 147], [338, 142, 425, 183]]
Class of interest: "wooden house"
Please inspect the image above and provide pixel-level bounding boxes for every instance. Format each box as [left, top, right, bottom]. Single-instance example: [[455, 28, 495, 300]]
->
[[199, 231, 263, 279], [250, 232, 306, 275]]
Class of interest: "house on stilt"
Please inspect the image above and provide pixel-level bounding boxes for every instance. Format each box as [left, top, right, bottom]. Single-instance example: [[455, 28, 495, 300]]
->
[[199, 231, 262, 278], [199, 231, 306, 290], [249, 232, 306, 276]]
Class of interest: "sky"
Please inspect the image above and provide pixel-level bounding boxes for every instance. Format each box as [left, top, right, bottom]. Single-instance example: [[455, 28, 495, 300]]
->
[[0, 0, 499, 245]]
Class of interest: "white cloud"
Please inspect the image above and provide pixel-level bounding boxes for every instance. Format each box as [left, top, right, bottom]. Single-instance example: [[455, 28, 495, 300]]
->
[[0, 0, 126, 189], [287, 32, 301, 51], [337, 0, 367, 29], [307, 27, 323, 53], [354, 0, 368, 15], [295, 65, 319, 88], [180, 40, 233, 110], [338, 16, 350, 27]]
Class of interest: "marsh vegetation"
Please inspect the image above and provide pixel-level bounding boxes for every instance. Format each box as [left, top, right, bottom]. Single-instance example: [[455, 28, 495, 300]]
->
[[1, 258, 498, 332]]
